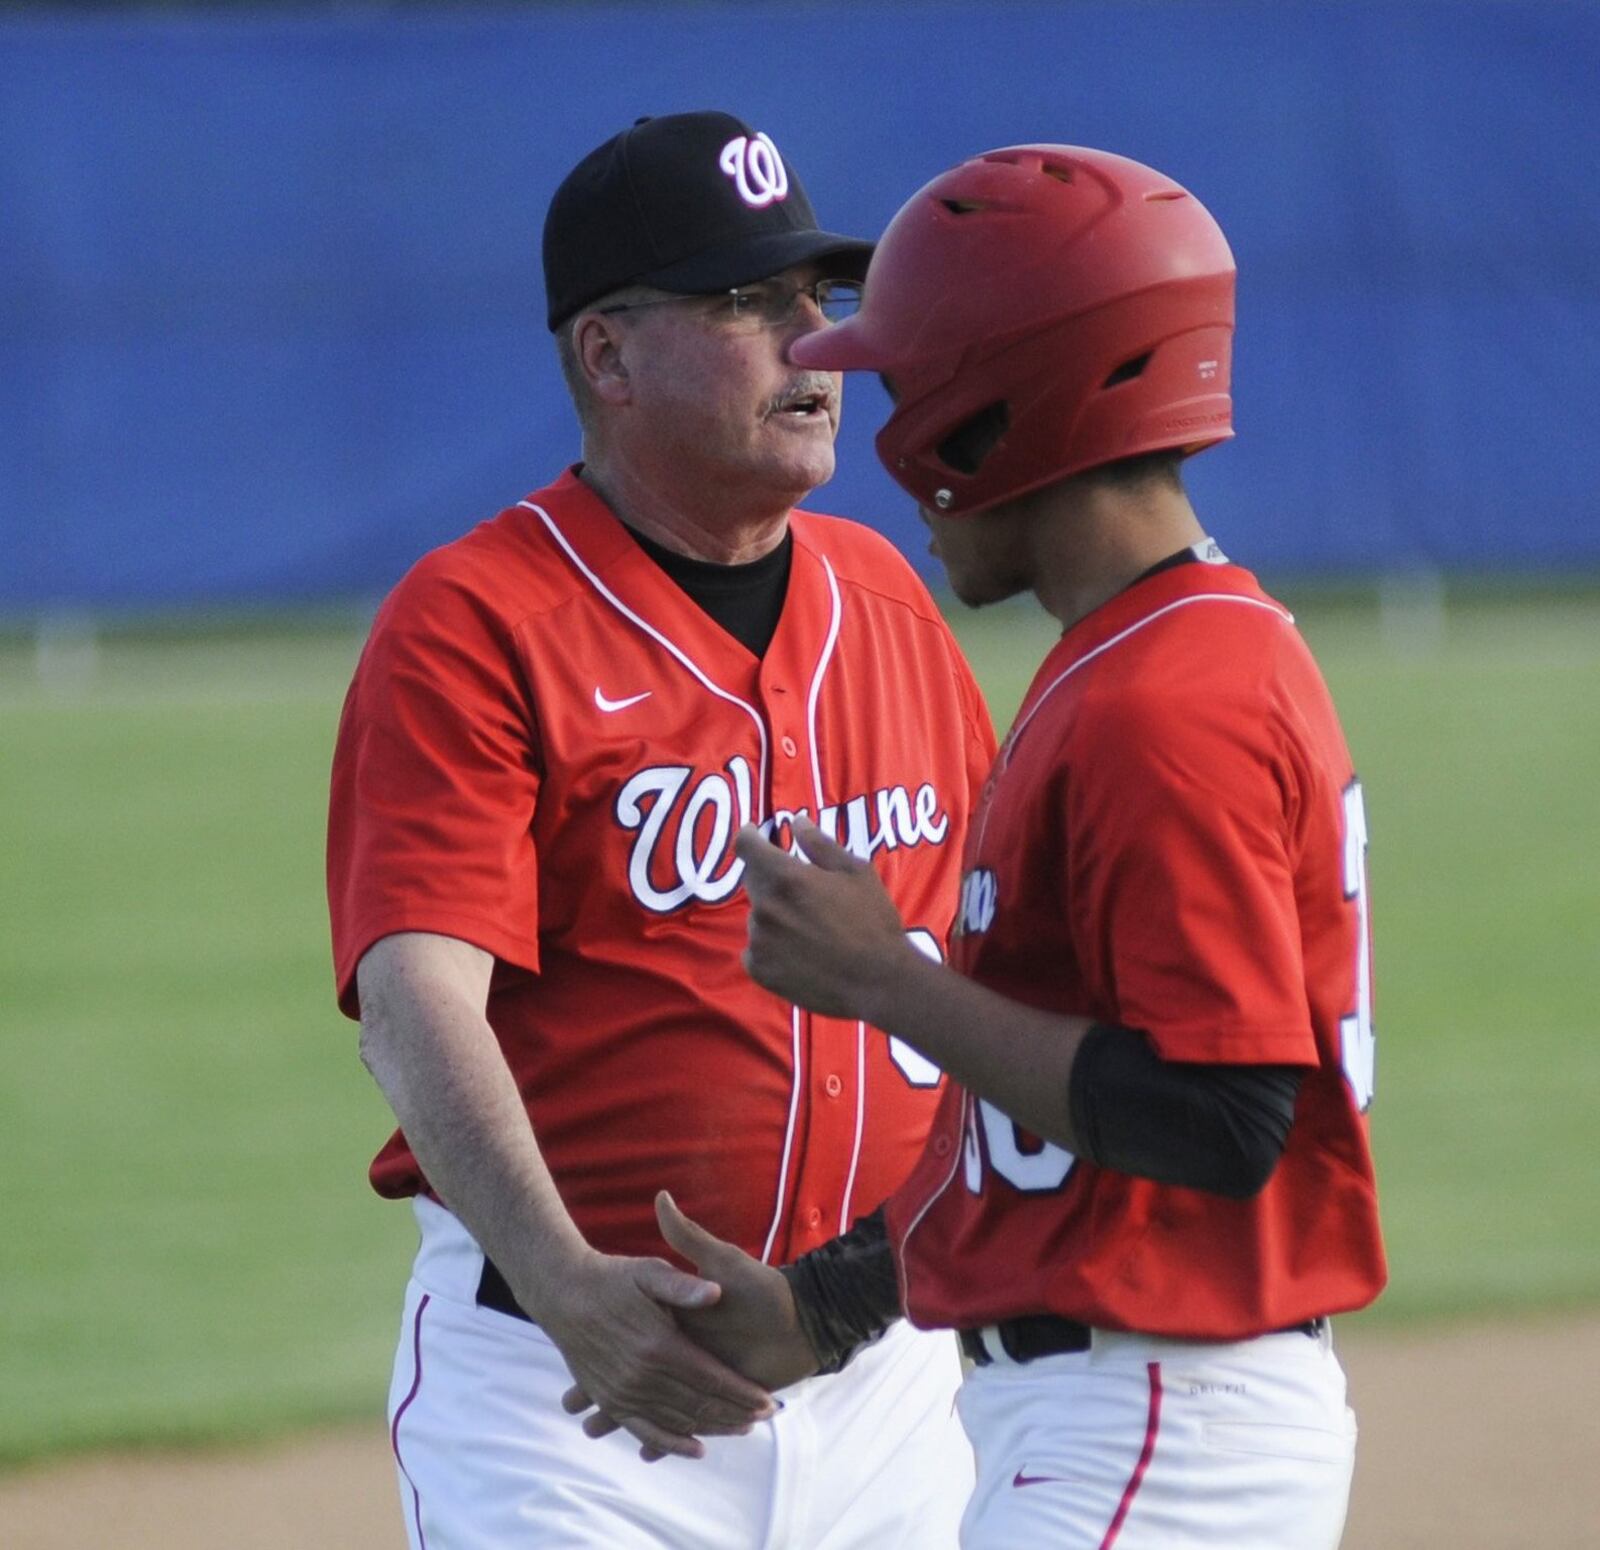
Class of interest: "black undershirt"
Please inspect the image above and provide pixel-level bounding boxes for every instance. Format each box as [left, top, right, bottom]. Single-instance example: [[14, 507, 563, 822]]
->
[[626, 523, 793, 658], [624, 527, 1197, 658], [1069, 1026, 1302, 1199], [1131, 544, 1206, 584]]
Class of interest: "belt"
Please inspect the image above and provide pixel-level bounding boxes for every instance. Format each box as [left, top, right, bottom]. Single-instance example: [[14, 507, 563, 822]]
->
[[477, 1256, 532, 1321], [959, 1313, 1327, 1367], [482, 1256, 1326, 1359]]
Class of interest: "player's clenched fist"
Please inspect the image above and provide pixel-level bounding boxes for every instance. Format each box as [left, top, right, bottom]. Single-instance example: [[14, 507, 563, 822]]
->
[[735, 819, 920, 1021]]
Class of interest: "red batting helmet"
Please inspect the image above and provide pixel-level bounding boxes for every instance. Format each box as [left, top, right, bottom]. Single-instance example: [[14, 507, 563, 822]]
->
[[791, 145, 1235, 516]]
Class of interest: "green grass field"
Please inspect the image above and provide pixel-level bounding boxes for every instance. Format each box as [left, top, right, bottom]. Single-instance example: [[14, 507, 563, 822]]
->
[[2, 586, 1597, 1465]]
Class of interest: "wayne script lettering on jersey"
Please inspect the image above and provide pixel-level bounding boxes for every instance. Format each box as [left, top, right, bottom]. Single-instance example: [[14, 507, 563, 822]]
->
[[614, 754, 952, 913]]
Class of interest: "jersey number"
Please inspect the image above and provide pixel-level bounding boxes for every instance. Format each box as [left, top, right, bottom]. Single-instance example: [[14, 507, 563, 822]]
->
[[1340, 780, 1376, 1112], [963, 1097, 1077, 1194], [888, 929, 946, 1088]]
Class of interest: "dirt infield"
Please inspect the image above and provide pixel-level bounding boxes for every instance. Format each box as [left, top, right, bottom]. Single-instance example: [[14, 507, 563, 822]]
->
[[4, 1311, 1595, 1549]]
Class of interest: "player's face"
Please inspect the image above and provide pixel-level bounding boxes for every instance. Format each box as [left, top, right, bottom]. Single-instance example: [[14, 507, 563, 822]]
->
[[920, 502, 1036, 608], [615, 265, 845, 505]]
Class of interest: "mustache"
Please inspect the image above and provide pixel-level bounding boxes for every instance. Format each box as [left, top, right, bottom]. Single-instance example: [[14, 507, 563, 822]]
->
[[765, 374, 838, 416]]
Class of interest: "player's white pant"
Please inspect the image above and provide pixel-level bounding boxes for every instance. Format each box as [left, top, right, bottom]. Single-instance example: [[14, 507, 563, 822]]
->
[[388, 1197, 972, 1549], [955, 1322, 1356, 1549]]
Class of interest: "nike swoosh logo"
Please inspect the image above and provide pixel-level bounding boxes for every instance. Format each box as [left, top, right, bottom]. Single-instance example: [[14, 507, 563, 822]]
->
[[594, 687, 652, 713], [1012, 1468, 1067, 1489]]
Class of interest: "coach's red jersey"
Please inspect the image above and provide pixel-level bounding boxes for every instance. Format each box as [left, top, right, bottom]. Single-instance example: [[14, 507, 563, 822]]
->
[[888, 556, 1386, 1338], [328, 469, 995, 1264]]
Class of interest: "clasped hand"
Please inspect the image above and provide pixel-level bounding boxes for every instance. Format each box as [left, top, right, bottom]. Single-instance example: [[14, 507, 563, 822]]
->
[[559, 1192, 820, 1461]]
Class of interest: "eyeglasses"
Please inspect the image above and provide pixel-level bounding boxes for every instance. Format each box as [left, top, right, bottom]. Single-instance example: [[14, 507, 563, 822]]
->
[[596, 277, 863, 329]]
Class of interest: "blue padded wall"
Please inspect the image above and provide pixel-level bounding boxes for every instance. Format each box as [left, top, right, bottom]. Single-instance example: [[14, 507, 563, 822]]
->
[[2, 3, 1595, 607]]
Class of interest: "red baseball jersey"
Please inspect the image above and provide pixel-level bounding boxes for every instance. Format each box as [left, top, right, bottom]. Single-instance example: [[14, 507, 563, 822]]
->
[[327, 469, 995, 1264], [887, 556, 1386, 1338]]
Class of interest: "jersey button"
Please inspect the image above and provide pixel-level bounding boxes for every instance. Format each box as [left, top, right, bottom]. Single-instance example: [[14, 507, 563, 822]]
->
[[780, 734, 798, 758], [805, 1206, 823, 1229], [933, 1134, 953, 1157], [824, 1073, 843, 1098]]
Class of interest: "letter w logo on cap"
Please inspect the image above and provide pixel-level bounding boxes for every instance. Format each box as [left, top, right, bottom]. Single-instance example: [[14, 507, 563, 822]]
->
[[719, 133, 790, 208]]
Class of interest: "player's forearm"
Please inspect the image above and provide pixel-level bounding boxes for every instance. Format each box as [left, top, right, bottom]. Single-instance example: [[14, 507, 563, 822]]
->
[[863, 947, 1093, 1152], [738, 820, 1093, 1151], [357, 947, 593, 1320], [865, 953, 1302, 1198], [737, 821, 1287, 1187]]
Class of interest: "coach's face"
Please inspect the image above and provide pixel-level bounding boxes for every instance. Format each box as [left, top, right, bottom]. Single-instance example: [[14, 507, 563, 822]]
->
[[613, 265, 843, 504]]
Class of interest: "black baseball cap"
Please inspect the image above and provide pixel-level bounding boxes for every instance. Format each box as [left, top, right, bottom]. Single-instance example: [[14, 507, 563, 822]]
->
[[543, 111, 875, 331]]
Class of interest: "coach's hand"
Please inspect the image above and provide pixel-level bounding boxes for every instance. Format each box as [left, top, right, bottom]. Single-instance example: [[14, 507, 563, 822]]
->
[[735, 818, 917, 1021], [542, 1246, 776, 1462]]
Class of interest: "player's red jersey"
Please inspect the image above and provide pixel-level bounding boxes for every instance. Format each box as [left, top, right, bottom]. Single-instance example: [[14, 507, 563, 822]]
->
[[328, 469, 995, 1265], [887, 556, 1386, 1338]]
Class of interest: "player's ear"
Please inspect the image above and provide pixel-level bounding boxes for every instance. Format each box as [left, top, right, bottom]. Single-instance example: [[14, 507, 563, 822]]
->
[[573, 312, 632, 408]]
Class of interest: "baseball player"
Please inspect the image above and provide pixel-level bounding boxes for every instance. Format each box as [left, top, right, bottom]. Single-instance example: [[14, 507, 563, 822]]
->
[[325, 112, 992, 1548], [572, 145, 1388, 1547]]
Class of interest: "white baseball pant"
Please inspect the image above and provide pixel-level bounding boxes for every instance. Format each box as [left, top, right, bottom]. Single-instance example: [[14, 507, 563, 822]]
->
[[387, 1197, 973, 1549], [955, 1320, 1356, 1549]]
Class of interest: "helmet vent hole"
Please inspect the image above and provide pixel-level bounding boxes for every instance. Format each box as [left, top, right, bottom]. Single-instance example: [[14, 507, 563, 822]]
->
[[1040, 163, 1075, 184], [1102, 352, 1153, 389], [1145, 189, 1187, 203], [940, 199, 987, 215], [935, 401, 1010, 476]]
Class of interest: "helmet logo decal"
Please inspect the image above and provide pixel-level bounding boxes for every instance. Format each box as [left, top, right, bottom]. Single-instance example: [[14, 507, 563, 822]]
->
[[719, 133, 790, 209]]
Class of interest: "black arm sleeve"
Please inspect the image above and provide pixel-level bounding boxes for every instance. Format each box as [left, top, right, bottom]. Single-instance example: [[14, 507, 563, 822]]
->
[[1068, 1023, 1304, 1199], [779, 1206, 901, 1374]]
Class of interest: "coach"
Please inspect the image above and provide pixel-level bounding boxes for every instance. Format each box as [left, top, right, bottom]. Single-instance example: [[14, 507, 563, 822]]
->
[[325, 111, 992, 1548]]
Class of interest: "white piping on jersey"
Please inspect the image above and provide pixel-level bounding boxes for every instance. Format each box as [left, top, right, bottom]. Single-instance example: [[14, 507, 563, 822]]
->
[[804, 556, 843, 806], [799, 556, 870, 1243], [838, 1022, 867, 1233], [519, 501, 771, 821], [760, 1005, 807, 1265], [895, 1088, 972, 1314], [978, 593, 1294, 860], [756, 554, 844, 1262], [1004, 593, 1294, 768]]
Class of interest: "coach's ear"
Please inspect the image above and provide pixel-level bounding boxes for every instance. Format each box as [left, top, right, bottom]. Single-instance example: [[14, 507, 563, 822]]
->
[[573, 311, 633, 407]]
